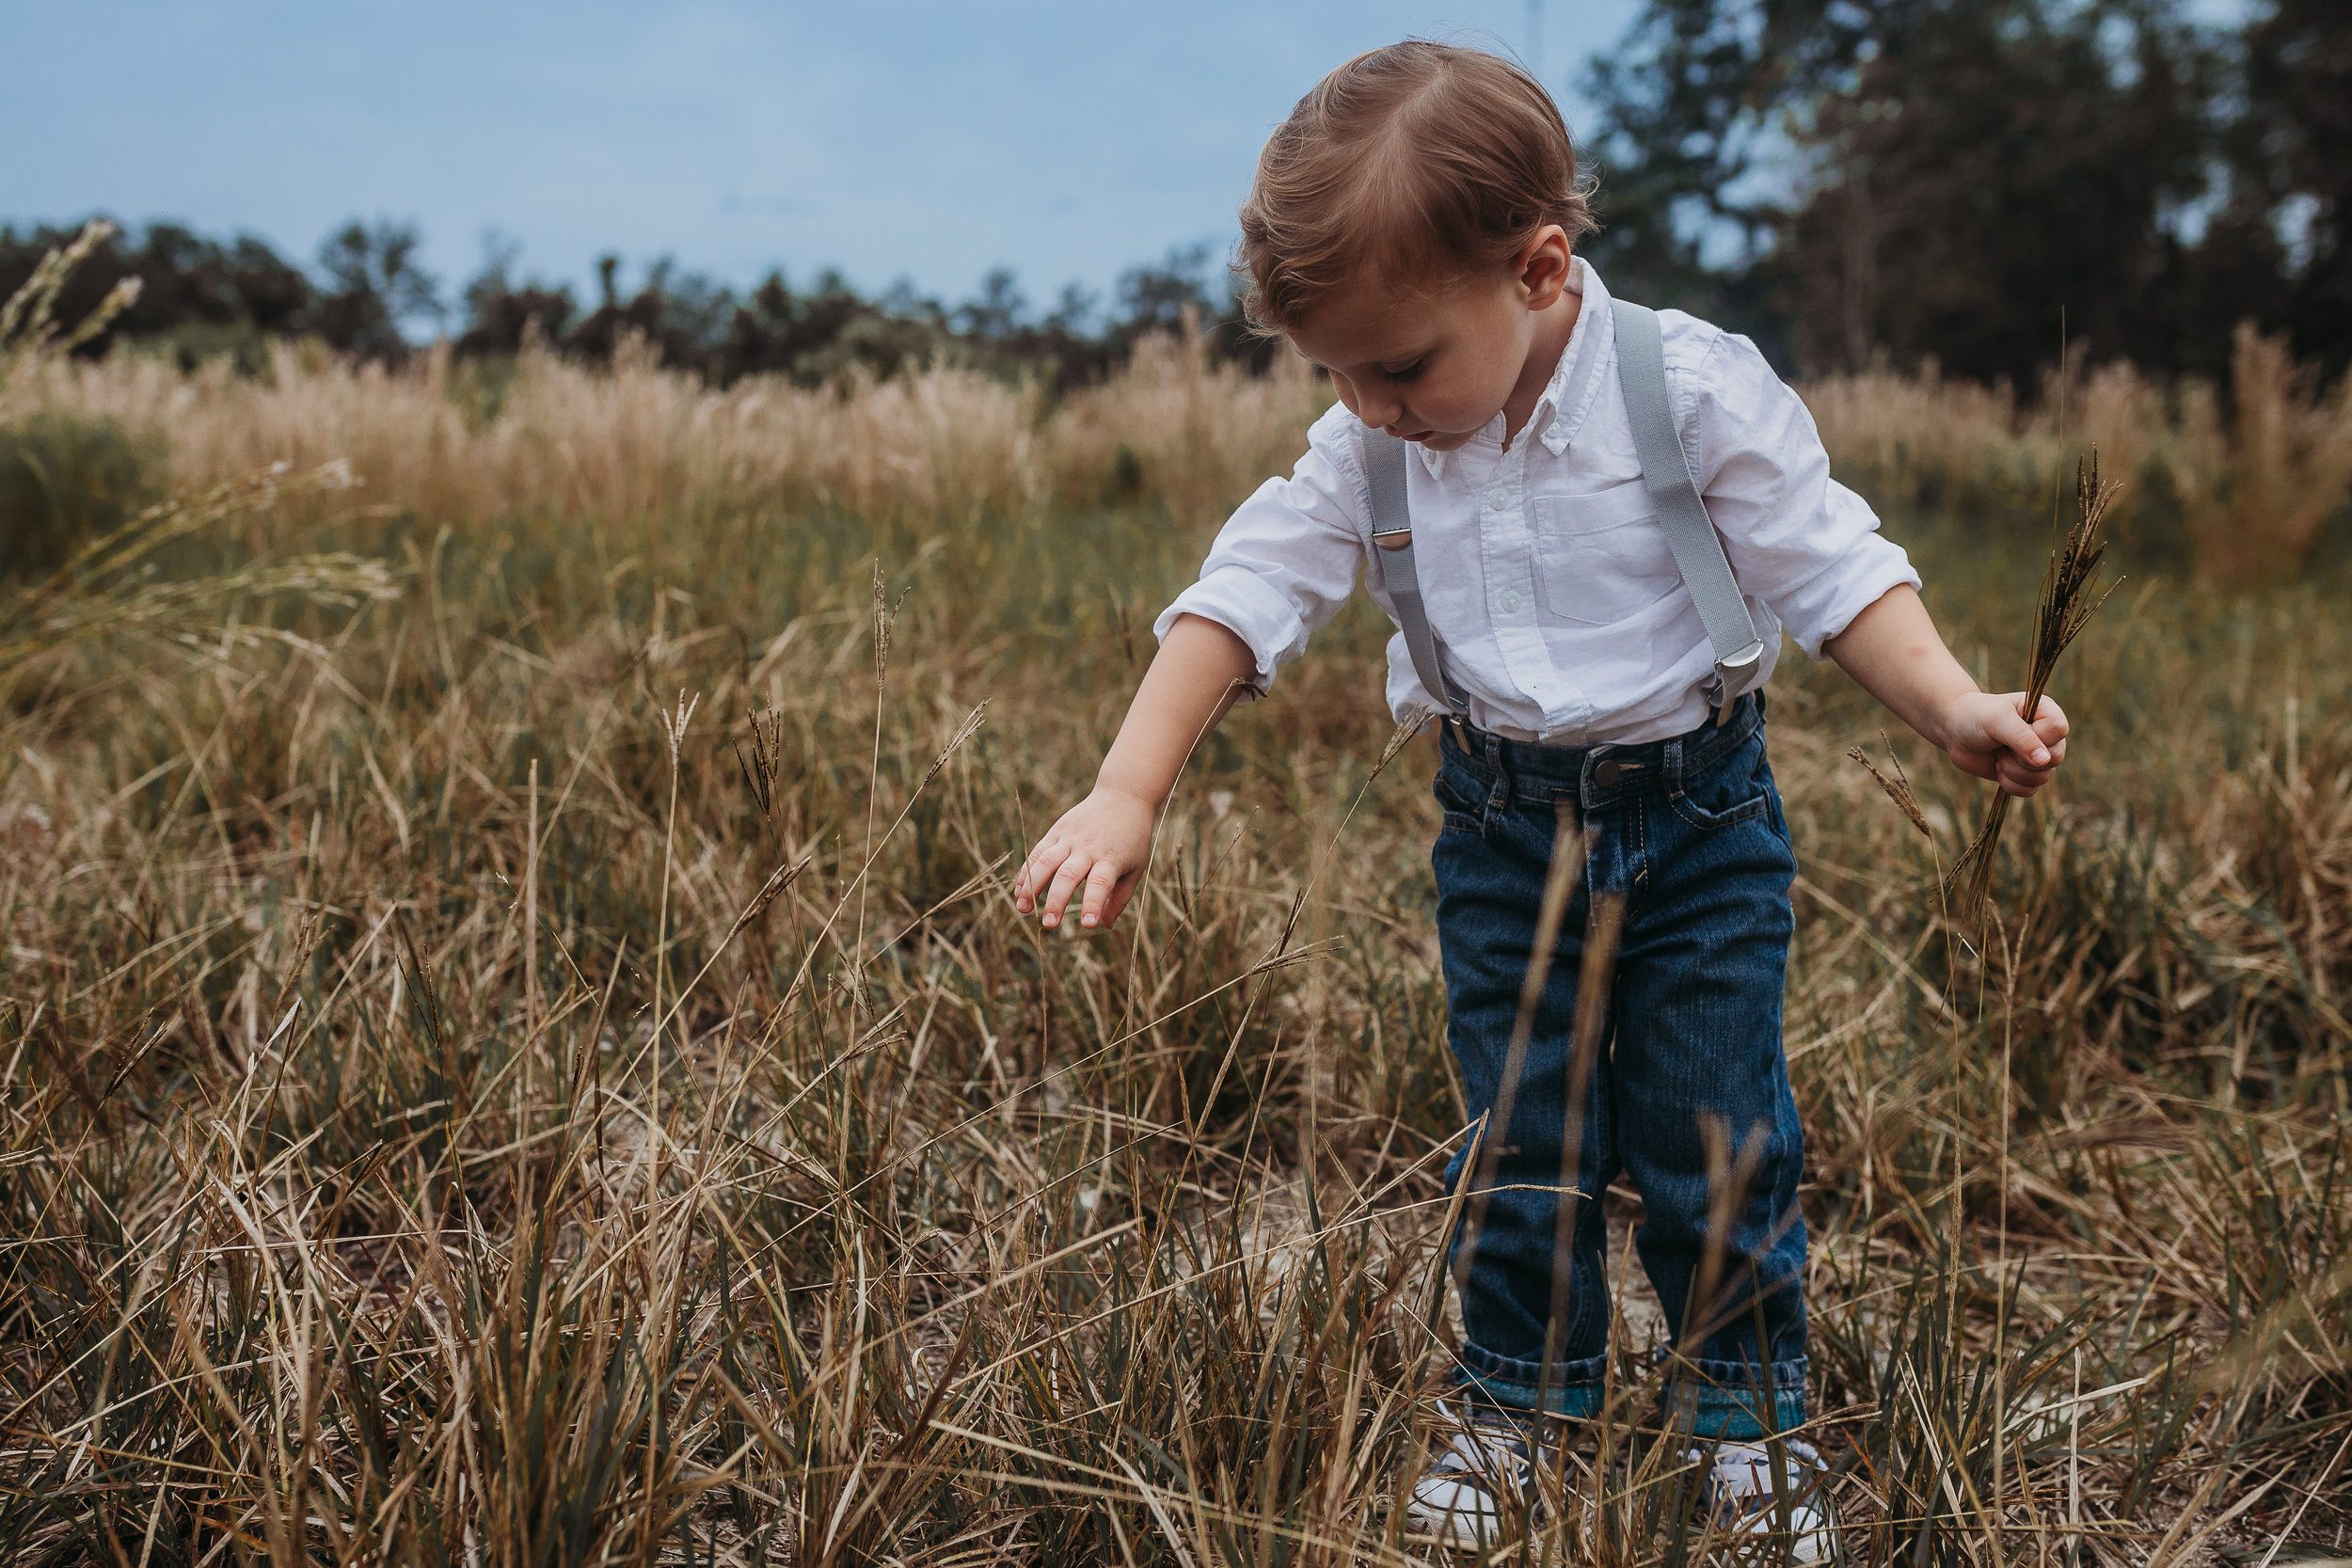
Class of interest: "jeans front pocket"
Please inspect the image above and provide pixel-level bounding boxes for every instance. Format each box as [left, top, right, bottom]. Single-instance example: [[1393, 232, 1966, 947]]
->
[[1433, 764, 1488, 837], [1668, 732, 1772, 831], [1532, 483, 1682, 626]]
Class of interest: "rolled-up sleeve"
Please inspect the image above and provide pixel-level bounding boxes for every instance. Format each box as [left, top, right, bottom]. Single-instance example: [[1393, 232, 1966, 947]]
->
[[1685, 330, 1920, 657], [1152, 404, 1368, 690]]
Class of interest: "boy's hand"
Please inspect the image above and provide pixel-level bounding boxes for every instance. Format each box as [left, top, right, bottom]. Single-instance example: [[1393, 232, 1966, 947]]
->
[[1013, 615, 1254, 933], [1014, 786, 1156, 931], [1938, 691, 2069, 797]]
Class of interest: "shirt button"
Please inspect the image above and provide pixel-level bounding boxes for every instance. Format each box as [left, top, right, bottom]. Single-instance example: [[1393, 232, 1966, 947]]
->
[[1501, 590, 1522, 614]]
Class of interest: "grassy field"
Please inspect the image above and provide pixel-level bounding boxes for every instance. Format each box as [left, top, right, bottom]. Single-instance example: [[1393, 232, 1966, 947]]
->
[[4, 297, 2349, 1565]]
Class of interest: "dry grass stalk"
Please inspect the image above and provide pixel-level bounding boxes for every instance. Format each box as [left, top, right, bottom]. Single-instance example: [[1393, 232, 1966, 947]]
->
[[1450, 805, 1582, 1305], [0, 219, 143, 421], [1848, 732, 1933, 845], [1946, 454, 2122, 928]]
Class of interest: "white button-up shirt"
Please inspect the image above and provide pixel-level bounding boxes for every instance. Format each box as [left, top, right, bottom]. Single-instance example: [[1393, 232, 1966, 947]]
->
[[1152, 260, 1920, 745]]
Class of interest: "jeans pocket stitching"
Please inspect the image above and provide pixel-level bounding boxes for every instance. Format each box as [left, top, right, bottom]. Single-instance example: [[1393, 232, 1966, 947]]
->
[[1669, 736, 1772, 831], [1434, 767, 1486, 816], [1667, 785, 1769, 832], [1441, 809, 1486, 837]]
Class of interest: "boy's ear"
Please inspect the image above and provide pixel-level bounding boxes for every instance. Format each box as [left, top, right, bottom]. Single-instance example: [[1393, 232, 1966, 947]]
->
[[1518, 225, 1573, 309]]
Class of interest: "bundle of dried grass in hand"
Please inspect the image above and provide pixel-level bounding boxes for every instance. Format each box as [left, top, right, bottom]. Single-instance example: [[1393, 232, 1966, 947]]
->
[[1945, 454, 2122, 927]]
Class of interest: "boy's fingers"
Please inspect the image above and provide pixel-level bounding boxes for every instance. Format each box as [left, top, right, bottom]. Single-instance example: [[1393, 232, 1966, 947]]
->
[[1995, 739, 2066, 794], [1078, 860, 1121, 928], [2028, 695, 2070, 737], [1100, 874, 1140, 928], [1041, 852, 1089, 927], [2001, 756, 2056, 796], [1992, 706, 2053, 768], [2004, 734, 2063, 769], [1017, 839, 1067, 911]]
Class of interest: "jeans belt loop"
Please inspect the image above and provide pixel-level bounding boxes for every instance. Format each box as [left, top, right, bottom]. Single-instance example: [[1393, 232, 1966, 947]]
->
[[1663, 734, 1685, 792]]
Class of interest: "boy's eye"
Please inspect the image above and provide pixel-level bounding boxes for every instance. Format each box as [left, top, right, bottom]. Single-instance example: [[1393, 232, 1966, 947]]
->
[[1385, 359, 1427, 383]]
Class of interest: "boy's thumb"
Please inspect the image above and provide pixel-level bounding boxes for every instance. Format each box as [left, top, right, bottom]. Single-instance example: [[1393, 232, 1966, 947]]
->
[[1999, 707, 2051, 765]]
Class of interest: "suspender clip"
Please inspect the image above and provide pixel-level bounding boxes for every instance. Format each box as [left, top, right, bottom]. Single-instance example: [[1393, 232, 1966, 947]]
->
[[1708, 639, 1768, 723]]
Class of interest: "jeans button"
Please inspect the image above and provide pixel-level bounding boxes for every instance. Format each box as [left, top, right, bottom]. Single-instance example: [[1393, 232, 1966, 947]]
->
[[1594, 759, 1621, 787]]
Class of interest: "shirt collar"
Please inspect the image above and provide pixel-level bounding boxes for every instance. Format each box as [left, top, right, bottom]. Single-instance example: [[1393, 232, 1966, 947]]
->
[[1538, 257, 1612, 457]]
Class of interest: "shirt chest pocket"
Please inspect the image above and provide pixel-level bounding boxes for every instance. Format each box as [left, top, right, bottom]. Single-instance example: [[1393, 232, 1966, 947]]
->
[[1532, 483, 1684, 626]]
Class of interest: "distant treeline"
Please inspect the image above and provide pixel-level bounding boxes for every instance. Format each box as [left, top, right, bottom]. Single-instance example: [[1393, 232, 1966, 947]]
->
[[7, 0, 2344, 391], [0, 216, 1268, 394]]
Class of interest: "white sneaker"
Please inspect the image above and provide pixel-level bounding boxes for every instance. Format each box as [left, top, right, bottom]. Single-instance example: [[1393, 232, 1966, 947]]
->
[[1692, 1438, 1843, 1563], [1403, 1402, 1540, 1549]]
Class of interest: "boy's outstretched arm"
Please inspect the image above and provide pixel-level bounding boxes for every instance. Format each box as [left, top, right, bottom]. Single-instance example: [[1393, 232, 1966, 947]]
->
[[1014, 614, 1257, 931], [1823, 584, 2070, 797]]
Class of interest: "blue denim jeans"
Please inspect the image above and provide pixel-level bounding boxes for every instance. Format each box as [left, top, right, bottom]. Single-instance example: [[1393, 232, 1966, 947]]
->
[[1432, 693, 1807, 1440]]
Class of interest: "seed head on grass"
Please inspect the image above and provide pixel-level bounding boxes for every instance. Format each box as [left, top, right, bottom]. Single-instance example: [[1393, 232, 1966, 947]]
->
[[1848, 732, 1934, 845], [1945, 453, 2122, 928], [0, 218, 142, 421]]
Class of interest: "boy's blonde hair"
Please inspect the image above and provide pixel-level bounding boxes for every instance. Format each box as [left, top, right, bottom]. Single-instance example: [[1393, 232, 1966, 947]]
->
[[1238, 41, 1597, 333]]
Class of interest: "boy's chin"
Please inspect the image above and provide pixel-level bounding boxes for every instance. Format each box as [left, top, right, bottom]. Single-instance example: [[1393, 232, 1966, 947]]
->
[[1407, 430, 1478, 451]]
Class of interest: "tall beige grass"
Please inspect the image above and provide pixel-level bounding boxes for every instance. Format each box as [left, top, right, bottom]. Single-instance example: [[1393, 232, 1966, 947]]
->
[[36, 314, 2348, 585], [1805, 327, 2352, 580], [24, 326, 1327, 537]]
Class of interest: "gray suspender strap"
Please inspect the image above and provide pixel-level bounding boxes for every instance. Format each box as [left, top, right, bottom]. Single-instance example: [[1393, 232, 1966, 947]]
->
[[1361, 297, 1768, 728], [1609, 299, 1768, 713], [1363, 428, 1470, 718]]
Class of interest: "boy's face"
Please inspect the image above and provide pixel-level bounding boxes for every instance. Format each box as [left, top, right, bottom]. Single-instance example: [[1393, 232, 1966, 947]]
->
[[1289, 230, 1574, 452]]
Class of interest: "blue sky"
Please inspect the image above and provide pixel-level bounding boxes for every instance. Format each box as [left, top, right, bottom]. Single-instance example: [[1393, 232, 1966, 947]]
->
[[8, 1, 1645, 314]]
